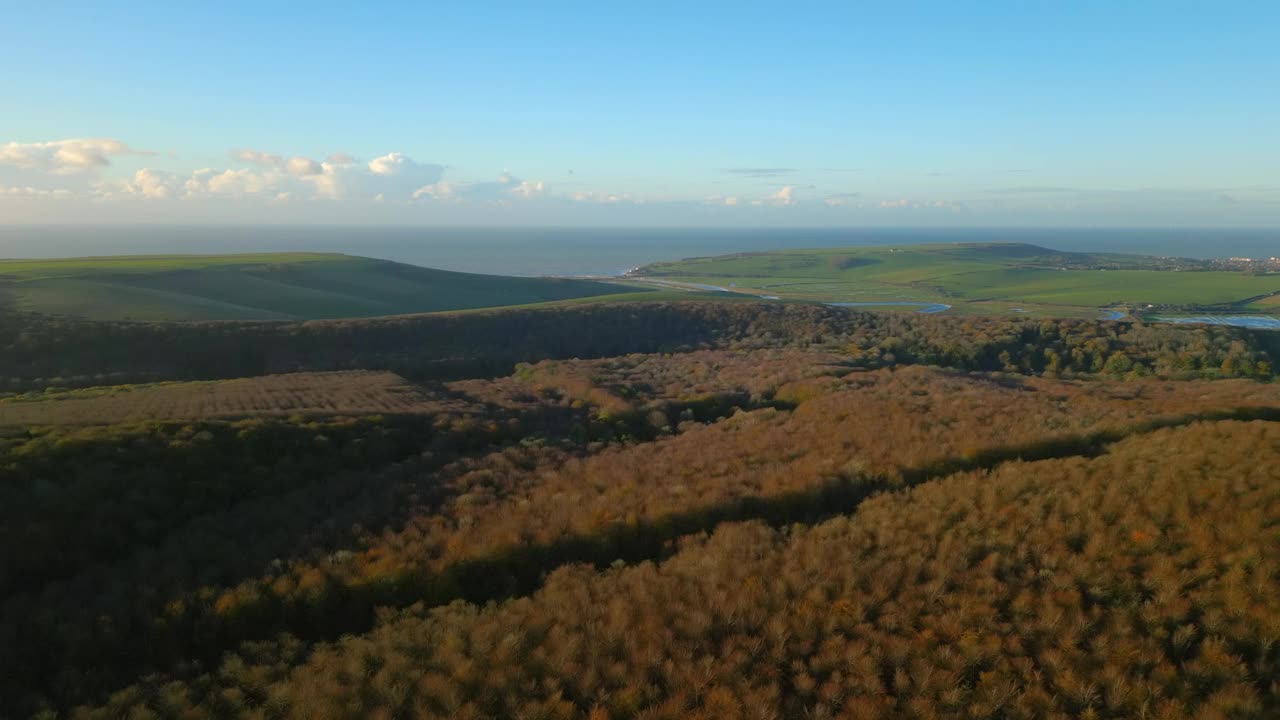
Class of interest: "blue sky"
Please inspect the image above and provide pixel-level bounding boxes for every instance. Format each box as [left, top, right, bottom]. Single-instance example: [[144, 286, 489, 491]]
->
[[2, 1, 1278, 225]]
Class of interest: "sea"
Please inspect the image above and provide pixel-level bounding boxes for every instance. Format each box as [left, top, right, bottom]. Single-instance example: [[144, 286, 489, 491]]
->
[[0, 226, 1277, 277]]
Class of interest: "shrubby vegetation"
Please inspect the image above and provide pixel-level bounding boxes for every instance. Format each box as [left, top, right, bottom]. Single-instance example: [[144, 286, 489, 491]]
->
[[2, 301, 1277, 392], [0, 412, 525, 714], [6, 359, 1280, 717], [1, 348, 833, 716], [2, 301, 1279, 718], [0, 371, 439, 426], [0, 414, 461, 595], [75, 420, 1280, 719]]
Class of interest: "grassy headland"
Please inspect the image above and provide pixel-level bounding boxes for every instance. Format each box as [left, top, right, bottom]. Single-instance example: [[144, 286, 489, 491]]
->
[[0, 252, 646, 321], [633, 242, 1280, 318]]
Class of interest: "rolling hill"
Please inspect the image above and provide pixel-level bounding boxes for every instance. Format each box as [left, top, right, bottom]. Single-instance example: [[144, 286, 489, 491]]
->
[[634, 242, 1280, 318], [0, 253, 646, 321]]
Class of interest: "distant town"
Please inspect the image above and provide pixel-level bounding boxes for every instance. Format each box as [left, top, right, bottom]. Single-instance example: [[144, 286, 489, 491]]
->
[[1036, 253, 1280, 274]]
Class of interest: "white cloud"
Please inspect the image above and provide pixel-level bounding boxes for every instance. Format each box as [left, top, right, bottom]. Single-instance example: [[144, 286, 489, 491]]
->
[[705, 195, 740, 206], [233, 150, 323, 177], [232, 149, 283, 168], [511, 179, 549, 198], [571, 191, 633, 204], [412, 172, 549, 204], [709, 186, 799, 208], [302, 154, 441, 200], [872, 198, 963, 212], [770, 186, 796, 206], [368, 152, 412, 176], [285, 156, 322, 177], [304, 161, 349, 199], [412, 182, 453, 200], [0, 139, 483, 208], [128, 169, 179, 199], [0, 138, 149, 174], [748, 186, 798, 206], [203, 168, 273, 196], [221, 149, 444, 200], [184, 168, 215, 195], [354, 152, 446, 199], [0, 185, 73, 197]]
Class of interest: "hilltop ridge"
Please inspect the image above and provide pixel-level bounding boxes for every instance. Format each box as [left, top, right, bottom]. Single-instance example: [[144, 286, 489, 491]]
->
[[634, 241, 1280, 317], [0, 253, 640, 321]]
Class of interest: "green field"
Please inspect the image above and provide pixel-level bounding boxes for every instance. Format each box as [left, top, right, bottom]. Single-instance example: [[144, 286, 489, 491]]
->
[[6, 244, 1278, 323], [0, 253, 648, 321], [635, 243, 1280, 318]]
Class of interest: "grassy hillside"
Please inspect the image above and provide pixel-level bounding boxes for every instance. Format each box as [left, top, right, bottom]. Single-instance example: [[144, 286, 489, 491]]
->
[[0, 253, 646, 320], [635, 242, 1280, 317], [12, 243, 1271, 323]]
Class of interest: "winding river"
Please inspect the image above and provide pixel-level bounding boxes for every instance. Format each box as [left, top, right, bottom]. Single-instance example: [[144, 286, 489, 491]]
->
[[826, 301, 952, 314], [1155, 315, 1280, 331]]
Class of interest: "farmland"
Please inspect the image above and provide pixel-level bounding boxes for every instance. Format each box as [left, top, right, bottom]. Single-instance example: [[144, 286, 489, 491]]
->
[[0, 253, 645, 321], [634, 242, 1280, 319]]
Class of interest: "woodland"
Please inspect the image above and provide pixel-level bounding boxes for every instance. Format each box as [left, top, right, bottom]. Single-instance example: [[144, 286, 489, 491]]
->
[[0, 301, 1277, 719]]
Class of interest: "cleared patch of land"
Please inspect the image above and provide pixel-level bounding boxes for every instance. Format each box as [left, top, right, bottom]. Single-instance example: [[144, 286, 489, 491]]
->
[[0, 370, 460, 425], [0, 253, 647, 321], [1247, 292, 1280, 310], [634, 242, 1280, 318]]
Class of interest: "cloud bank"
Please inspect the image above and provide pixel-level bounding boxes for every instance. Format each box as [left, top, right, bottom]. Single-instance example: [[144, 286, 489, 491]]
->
[[0, 139, 151, 174], [3, 137, 1279, 226]]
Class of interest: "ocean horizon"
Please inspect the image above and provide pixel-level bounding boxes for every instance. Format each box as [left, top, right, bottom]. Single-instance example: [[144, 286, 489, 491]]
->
[[1, 225, 1277, 277]]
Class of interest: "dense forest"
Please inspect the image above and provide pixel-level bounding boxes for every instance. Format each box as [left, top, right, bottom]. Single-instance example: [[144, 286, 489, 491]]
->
[[79, 421, 1280, 720], [1, 301, 1278, 719], [3, 301, 1278, 392]]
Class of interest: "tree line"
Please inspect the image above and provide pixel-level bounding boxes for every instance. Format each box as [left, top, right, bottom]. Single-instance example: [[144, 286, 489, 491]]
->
[[2, 302, 1277, 392]]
